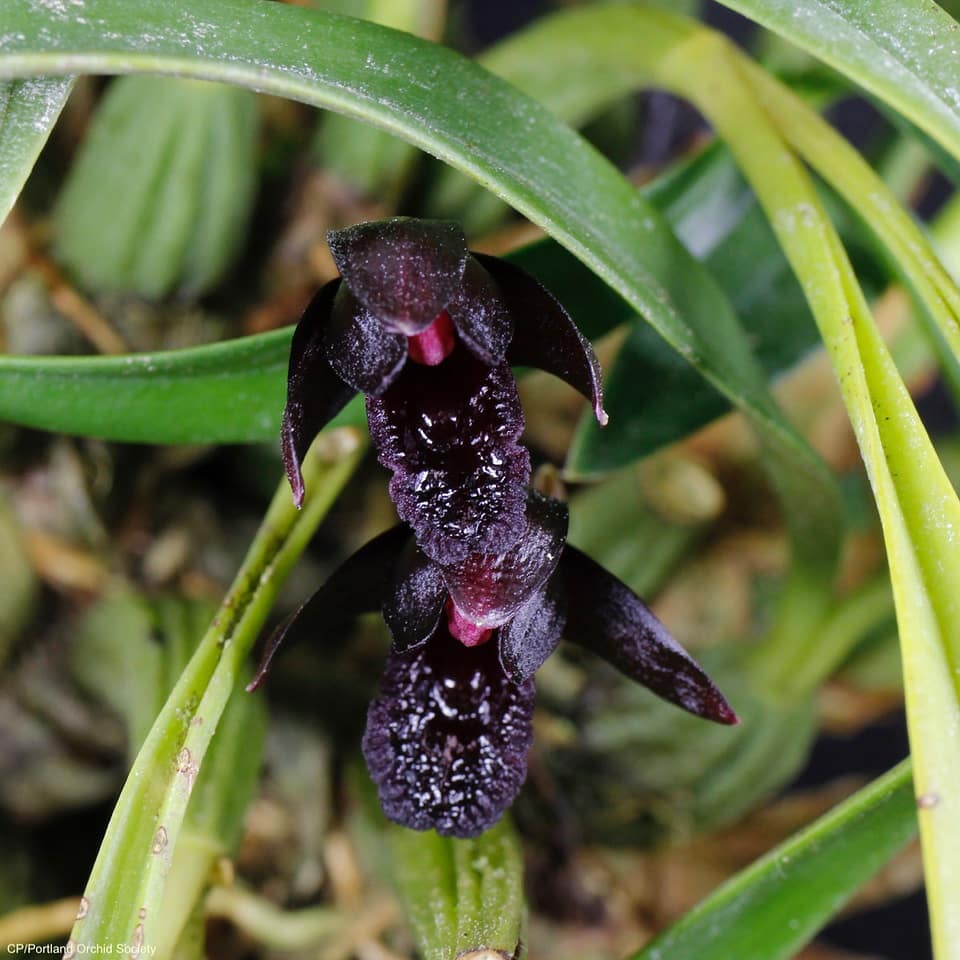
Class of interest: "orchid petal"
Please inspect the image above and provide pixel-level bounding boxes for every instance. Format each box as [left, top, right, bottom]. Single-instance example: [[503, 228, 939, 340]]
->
[[560, 547, 738, 725], [366, 347, 530, 563], [323, 283, 407, 396], [362, 625, 535, 837], [440, 490, 568, 627], [477, 254, 608, 425], [498, 579, 566, 683], [446, 256, 513, 364], [282, 279, 357, 506], [382, 539, 446, 653], [247, 525, 412, 691], [327, 218, 468, 335]]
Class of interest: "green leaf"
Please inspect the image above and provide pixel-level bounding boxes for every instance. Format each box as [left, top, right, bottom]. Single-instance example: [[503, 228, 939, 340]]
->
[[388, 818, 525, 960], [0, 330, 364, 444], [631, 761, 916, 960], [0, 5, 824, 468], [0, 0, 843, 749], [72, 590, 267, 958], [714, 0, 960, 165], [313, 0, 443, 202], [648, 23, 960, 954], [67, 439, 365, 953], [738, 56, 960, 415], [568, 146, 818, 476], [0, 76, 72, 224]]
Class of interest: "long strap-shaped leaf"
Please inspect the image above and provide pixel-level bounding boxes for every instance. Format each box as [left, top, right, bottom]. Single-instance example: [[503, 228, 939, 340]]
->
[[653, 29, 960, 958], [0, 76, 72, 224], [466, 5, 960, 951], [714, 0, 960, 166], [632, 761, 916, 960], [0, 0, 842, 692], [0, 331, 365, 444]]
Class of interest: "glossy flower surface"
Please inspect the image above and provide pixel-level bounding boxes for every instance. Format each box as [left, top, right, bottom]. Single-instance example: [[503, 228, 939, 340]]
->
[[260, 217, 736, 838], [250, 492, 737, 838], [281, 218, 605, 560]]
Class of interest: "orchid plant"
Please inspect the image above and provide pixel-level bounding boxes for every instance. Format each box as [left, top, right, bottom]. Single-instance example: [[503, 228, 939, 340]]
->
[[2, 1, 960, 960], [252, 218, 735, 837]]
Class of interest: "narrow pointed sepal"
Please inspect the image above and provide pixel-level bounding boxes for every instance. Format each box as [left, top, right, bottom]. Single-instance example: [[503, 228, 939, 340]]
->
[[478, 254, 608, 425], [382, 540, 446, 653], [440, 490, 568, 628], [323, 284, 407, 396], [283, 279, 358, 506], [499, 580, 566, 683], [446, 257, 513, 364], [327, 218, 468, 335], [559, 547, 738, 724], [362, 624, 535, 837], [247, 525, 412, 691]]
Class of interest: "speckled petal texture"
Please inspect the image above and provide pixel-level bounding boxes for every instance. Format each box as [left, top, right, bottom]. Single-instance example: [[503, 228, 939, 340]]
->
[[366, 346, 530, 563], [498, 579, 566, 683], [323, 284, 407, 396], [382, 540, 447, 653], [446, 256, 513, 364], [362, 625, 535, 837], [327, 218, 468, 335]]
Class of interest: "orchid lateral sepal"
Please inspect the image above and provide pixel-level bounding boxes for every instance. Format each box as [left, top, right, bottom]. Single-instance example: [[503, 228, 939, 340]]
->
[[281, 278, 358, 507], [246, 525, 410, 692], [560, 546, 739, 726], [477, 253, 608, 425]]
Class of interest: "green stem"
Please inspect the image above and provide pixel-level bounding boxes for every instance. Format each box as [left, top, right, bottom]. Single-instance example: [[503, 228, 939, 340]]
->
[[751, 573, 895, 700], [70, 430, 367, 952], [205, 886, 343, 951]]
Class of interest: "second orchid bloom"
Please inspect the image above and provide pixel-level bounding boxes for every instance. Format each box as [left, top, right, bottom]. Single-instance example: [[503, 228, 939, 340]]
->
[[256, 218, 737, 838]]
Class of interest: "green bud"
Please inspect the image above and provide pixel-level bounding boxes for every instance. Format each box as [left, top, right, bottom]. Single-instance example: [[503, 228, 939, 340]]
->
[[54, 76, 259, 300]]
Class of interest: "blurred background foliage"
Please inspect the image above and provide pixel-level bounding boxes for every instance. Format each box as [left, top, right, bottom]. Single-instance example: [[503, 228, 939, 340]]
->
[[0, 0, 952, 957]]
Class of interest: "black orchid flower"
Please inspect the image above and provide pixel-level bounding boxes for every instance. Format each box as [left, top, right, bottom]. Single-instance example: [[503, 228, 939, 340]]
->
[[249, 491, 737, 839], [282, 218, 606, 561]]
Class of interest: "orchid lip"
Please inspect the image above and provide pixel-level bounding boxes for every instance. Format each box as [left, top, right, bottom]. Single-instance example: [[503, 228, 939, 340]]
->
[[249, 489, 737, 837]]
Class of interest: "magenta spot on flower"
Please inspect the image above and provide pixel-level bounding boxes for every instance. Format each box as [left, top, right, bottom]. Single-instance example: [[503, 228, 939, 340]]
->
[[445, 598, 493, 647], [440, 491, 568, 628], [408, 311, 456, 366]]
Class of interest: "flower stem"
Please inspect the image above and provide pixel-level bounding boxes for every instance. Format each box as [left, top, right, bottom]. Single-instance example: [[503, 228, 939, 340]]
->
[[70, 429, 367, 953], [748, 573, 895, 701]]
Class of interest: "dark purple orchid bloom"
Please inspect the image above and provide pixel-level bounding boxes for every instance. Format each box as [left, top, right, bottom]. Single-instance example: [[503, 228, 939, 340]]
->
[[282, 217, 606, 561], [249, 491, 737, 839], [262, 218, 736, 838]]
